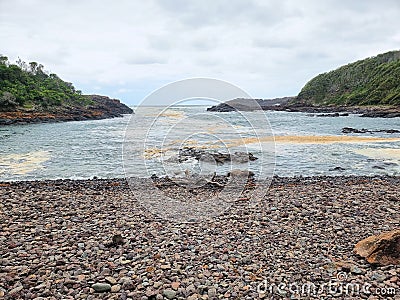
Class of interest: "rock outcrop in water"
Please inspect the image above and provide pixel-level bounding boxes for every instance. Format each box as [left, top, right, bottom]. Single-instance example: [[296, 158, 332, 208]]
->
[[207, 51, 400, 117], [207, 97, 294, 112], [165, 147, 258, 165], [342, 127, 400, 134]]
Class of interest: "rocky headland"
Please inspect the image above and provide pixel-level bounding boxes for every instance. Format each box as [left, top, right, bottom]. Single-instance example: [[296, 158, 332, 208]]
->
[[0, 95, 133, 125], [208, 50, 400, 118], [0, 56, 133, 125], [207, 98, 400, 118]]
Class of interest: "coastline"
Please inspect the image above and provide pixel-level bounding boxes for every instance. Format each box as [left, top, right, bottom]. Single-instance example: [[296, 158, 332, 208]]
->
[[0, 95, 133, 125], [1, 175, 399, 298], [207, 100, 400, 118]]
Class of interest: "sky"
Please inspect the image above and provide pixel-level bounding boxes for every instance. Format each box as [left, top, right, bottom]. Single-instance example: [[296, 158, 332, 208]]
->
[[1, 0, 400, 105]]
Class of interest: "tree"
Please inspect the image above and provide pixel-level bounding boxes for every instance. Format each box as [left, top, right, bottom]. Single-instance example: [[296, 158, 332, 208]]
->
[[0, 55, 8, 65], [0, 54, 89, 110], [16, 57, 28, 71], [0, 91, 18, 111], [29, 61, 38, 74]]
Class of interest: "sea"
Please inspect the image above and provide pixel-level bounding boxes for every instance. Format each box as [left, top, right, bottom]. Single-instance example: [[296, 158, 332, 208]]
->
[[1, 106, 399, 182]]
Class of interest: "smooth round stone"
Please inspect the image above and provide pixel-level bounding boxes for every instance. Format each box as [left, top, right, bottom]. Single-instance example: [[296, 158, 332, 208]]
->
[[163, 289, 176, 299], [92, 283, 111, 292]]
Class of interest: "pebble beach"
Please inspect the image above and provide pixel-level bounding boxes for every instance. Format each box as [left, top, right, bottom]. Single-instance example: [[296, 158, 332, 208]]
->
[[1, 176, 399, 299]]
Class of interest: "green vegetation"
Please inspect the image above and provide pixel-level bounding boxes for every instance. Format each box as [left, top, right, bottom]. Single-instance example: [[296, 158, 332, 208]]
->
[[297, 50, 400, 106], [0, 55, 92, 111]]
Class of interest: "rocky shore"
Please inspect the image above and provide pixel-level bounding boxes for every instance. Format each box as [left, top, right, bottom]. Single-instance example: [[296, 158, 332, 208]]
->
[[0, 95, 133, 125], [1, 176, 399, 299], [207, 99, 400, 118]]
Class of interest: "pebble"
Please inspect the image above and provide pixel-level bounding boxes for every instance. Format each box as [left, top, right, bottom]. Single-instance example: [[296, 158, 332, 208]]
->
[[9, 286, 23, 296], [163, 289, 177, 299], [350, 265, 366, 275], [208, 287, 217, 298], [171, 281, 180, 290], [0, 176, 399, 299], [111, 284, 121, 292], [371, 272, 387, 282], [92, 283, 112, 292], [105, 276, 117, 285]]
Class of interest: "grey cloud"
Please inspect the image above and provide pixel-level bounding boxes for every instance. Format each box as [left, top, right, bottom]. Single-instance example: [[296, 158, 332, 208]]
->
[[148, 35, 173, 51], [125, 55, 167, 65], [252, 38, 295, 49], [155, 0, 292, 28], [1, 0, 400, 104]]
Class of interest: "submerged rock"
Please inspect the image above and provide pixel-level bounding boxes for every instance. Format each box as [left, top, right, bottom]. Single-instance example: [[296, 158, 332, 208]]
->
[[354, 229, 400, 265]]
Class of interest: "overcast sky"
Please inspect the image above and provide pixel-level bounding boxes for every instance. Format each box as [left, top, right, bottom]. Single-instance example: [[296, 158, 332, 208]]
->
[[1, 0, 400, 105]]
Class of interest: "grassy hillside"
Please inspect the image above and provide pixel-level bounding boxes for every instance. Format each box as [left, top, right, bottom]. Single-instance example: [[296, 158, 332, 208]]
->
[[297, 50, 400, 106], [0, 55, 92, 111]]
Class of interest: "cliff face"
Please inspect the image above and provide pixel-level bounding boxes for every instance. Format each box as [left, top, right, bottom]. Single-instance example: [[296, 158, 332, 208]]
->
[[0, 95, 133, 125], [297, 50, 400, 106], [85, 95, 133, 115]]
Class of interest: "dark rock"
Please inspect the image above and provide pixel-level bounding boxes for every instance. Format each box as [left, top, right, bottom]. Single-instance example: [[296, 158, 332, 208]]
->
[[329, 166, 346, 171], [92, 283, 112, 292], [361, 111, 400, 118], [168, 147, 258, 165], [342, 127, 369, 134], [372, 165, 385, 170], [207, 97, 294, 112], [106, 234, 124, 247], [342, 127, 400, 134], [206, 97, 400, 119], [227, 169, 255, 178], [316, 112, 340, 117]]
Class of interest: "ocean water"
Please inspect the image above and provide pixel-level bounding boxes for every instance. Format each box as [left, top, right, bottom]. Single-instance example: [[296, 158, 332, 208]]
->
[[0, 106, 399, 181]]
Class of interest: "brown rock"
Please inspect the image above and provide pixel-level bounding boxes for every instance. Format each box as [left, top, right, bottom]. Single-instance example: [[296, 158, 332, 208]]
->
[[105, 276, 117, 285], [354, 229, 400, 265], [9, 286, 23, 296], [171, 282, 180, 290], [111, 285, 121, 293]]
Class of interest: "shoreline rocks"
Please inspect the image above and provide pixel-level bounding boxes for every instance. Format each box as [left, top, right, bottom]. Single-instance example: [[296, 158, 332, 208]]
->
[[207, 98, 400, 118], [0, 95, 133, 125], [342, 127, 400, 134], [1, 175, 399, 299]]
